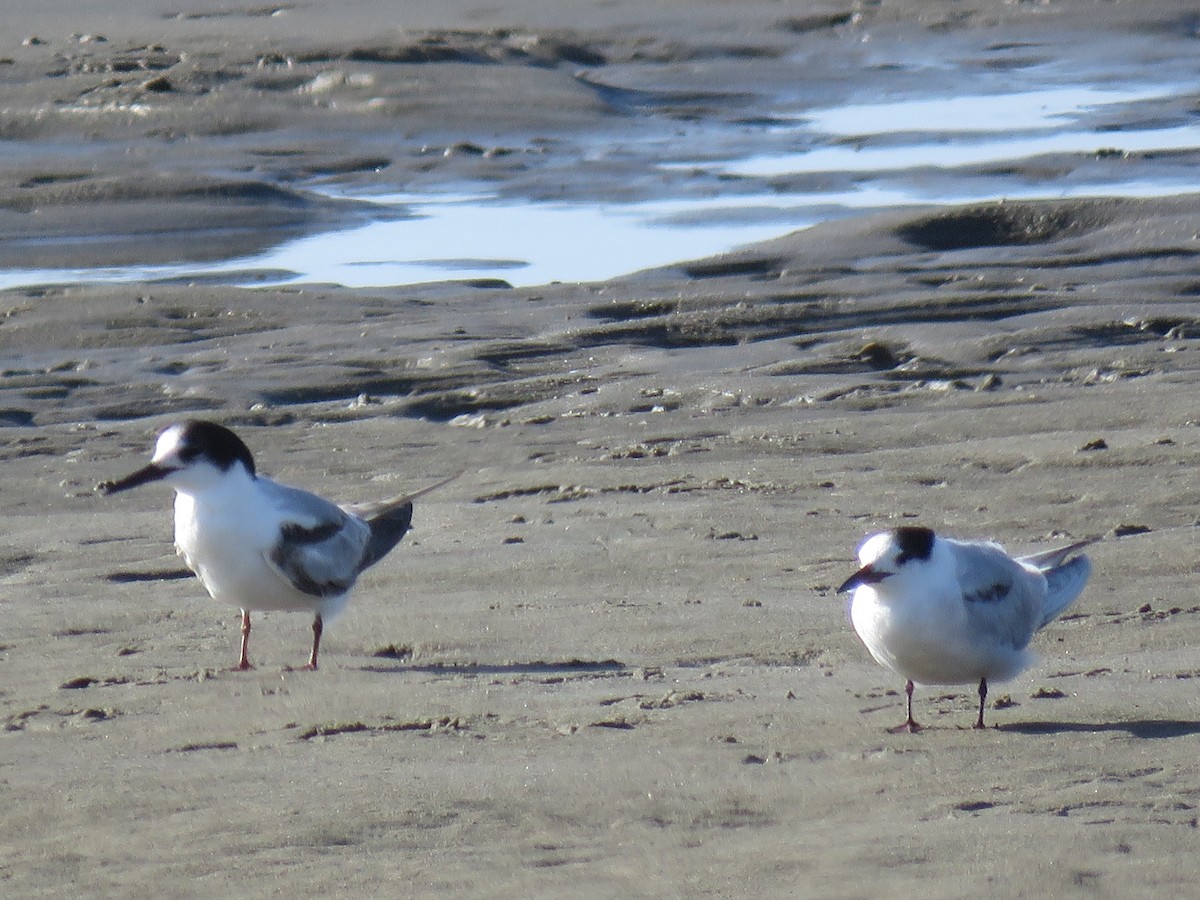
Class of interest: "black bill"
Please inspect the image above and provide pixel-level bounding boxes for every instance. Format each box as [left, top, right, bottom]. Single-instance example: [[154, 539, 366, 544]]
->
[[97, 463, 171, 495]]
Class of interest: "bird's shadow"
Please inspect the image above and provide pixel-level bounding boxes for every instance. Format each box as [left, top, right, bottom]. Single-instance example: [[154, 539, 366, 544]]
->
[[998, 719, 1200, 739], [360, 659, 628, 677], [105, 569, 193, 583]]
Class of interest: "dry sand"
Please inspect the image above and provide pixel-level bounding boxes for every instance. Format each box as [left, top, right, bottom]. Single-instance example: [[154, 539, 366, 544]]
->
[[4, 1, 1200, 897]]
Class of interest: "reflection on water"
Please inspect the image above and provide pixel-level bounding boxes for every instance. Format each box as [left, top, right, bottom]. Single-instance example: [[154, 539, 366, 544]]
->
[[2, 80, 1197, 292]]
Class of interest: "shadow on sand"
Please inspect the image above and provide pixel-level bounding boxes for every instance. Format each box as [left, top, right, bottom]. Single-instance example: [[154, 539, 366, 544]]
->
[[106, 568, 194, 583], [359, 658, 628, 677], [999, 719, 1200, 739]]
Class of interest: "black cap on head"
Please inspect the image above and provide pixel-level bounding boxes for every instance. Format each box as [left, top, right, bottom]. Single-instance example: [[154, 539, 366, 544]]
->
[[893, 526, 935, 564], [175, 420, 256, 476]]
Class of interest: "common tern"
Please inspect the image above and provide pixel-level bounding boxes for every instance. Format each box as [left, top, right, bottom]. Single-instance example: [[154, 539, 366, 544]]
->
[[100, 419, 450, 670], [838, 526, 1093, 731]]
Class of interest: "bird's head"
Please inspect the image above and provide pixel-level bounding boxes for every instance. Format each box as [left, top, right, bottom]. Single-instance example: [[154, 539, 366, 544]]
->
[[98, 420, 256, 496], [837, 526, 937, 594]]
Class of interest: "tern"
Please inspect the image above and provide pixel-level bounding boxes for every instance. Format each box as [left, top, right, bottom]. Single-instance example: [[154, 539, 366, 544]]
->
[[838, 526, 1093, 731], [100, 419, 449, 670]]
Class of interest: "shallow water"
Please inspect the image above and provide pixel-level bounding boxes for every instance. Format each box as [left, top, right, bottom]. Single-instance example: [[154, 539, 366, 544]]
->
[[3, 77, 1197, 291]]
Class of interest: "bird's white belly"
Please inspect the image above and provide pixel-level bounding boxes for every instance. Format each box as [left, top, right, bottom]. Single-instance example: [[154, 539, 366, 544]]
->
[[175, 494, 317, 613], [851, 589, 1028, 685]]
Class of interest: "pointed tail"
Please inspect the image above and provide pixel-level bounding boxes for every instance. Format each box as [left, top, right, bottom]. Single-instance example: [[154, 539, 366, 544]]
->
[[349, 472, 460, 572], [1018, 537, 1097, 571], [359, 500, 415, 572], [1037, 553, 1093, 629]]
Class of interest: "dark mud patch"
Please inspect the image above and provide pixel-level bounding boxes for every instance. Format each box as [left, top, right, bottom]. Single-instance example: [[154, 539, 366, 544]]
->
[[169, 741, 239, 752], [573, 290, 1057, 355], [472, 339, 581, 366], [92, 397, 223, 422], [0, 176, 370, 269], [586, 298, 679, 323], [311, 31, 609, 68], [776, 11, 860, 33], [400, 373, 595, 421], [297, 715, 467, 740], [897, 200, 1113, 252], [682, 256, 784, 280], [0, 551, 37, 577], [0, 408, 36, 426]]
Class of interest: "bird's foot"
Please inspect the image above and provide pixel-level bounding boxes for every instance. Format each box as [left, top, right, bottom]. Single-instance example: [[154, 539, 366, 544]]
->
[[888, 719, 923, 734]]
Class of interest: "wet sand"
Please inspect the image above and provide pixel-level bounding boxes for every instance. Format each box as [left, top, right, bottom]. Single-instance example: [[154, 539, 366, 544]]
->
[[4, 1, 1200, 896]]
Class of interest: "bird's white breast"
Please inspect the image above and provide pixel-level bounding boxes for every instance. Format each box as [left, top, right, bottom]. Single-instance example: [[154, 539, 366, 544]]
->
[[850, 580, 1029, 685], [173, 476, 321, 613]]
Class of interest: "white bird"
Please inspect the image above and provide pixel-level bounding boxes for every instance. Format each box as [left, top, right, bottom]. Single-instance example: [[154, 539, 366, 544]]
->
[[100, 419, 450, 671], [837, 526, 1093, 731]]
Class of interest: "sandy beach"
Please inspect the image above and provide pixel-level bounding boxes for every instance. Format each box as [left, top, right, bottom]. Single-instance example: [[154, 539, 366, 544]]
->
[[4, 1, 1200, 896]]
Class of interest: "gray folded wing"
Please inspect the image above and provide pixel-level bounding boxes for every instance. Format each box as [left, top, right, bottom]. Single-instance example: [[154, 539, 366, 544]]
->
[[261, 480, 372, 598], [949, 540, 1043, 650]]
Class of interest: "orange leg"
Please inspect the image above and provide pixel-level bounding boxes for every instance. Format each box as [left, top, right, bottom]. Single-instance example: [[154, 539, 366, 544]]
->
[[234, 610, 255, 671], [302, 614, 323, 671]]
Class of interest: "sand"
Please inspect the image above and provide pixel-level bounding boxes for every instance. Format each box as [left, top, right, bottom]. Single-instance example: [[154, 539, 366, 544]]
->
[[4, 1, 1200, 897]]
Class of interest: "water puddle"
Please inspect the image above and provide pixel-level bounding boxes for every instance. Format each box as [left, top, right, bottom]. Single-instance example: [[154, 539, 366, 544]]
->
[[199, 193, 801, 288], [714, 83, 1199, 176], [0, 195, 800, 291], [801, 84, 1179, 136], [2, 79, 1197, 291], [711, 123, 1200, 181]]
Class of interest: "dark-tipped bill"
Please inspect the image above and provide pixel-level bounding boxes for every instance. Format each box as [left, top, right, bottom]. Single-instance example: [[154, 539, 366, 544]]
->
[[97, 463, 172, 495], [837, 565, 887, 594]]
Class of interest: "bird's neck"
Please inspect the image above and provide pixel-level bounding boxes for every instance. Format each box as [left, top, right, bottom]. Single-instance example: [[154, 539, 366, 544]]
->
[[172, 463, 258, 509]]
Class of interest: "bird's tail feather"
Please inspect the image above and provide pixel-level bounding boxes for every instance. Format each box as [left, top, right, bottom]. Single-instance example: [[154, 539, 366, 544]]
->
[[1038, 554, 1092, 629], [343, 472, 460, 521], [1019, 537, 1097, 571], [348, 472, 460, 572], [359, 501, 414, 572]]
